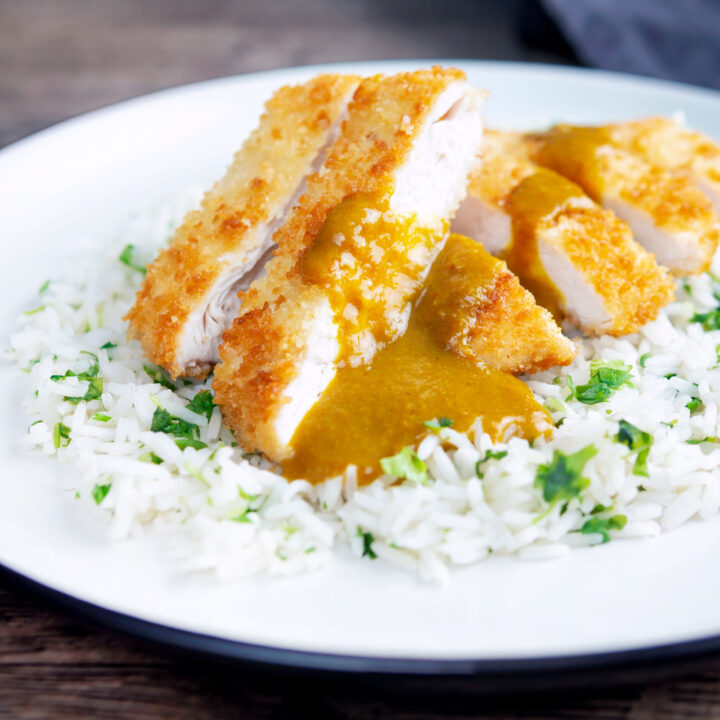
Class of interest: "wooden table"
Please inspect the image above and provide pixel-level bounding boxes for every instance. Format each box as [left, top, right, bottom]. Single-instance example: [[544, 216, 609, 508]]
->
[[2, 1, 720, 717]]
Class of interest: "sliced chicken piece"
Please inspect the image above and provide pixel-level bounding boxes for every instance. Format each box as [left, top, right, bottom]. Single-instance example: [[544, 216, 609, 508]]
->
[[530, 126, 719, 274], [606, 117, 720, 211], [452, 131, 675, 336], [420, 233, 576, 373], [452, 130, 535, 255], [213, 68, 486, 462], [125, 73, 360, 378], [507, 171, 675, 336]]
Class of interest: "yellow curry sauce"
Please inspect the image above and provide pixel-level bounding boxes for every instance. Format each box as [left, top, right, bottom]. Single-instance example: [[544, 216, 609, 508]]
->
[[301, 191, 446, 367], [286, 201, 552, 482], [532, 126, 612, 203], [505, 169, 585, 320]]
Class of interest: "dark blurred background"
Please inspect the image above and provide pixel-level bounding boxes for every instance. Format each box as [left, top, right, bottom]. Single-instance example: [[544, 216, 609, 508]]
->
[[4, 0, 718, 148]]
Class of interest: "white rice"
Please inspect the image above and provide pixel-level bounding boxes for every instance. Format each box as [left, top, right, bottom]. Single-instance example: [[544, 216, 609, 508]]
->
[[6, 190, 720, 584]]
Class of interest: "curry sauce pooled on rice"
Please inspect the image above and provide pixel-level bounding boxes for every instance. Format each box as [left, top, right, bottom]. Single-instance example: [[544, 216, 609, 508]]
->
[[10, 66, 720, 582]]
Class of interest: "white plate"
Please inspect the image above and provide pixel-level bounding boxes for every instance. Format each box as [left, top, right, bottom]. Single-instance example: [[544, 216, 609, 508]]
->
[[2, 60, 720, 676]]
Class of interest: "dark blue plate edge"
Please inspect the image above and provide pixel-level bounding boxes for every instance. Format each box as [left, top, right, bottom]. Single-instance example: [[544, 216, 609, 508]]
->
[[2, 560, 720, 687]]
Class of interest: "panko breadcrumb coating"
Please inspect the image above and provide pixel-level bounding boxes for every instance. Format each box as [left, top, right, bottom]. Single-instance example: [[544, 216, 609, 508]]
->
[[453, 130, 675, 336], [213, 68, 485, 462], [125, 74, 360, 378], [530, 125, 719, 275]]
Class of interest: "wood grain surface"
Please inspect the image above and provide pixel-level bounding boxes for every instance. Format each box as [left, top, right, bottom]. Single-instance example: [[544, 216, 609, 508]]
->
[[2, 1, 719, 717]]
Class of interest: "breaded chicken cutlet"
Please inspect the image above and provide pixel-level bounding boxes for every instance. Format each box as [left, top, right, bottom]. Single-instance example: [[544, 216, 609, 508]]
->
[[602, 116, 720, 212], [421, 233, 575, 373], [125, 74, 360, 378], [453, 131, 675, 336], [213, 68, 488, 462], [529, 125, 719, 275]]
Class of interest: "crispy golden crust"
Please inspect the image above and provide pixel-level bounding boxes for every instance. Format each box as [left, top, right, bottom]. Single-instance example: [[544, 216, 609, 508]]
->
[[538, 202, 676, 336], [466, 132, 674, 336], [421, 234, 576, 373], [214, 68, 469, 459], [124, 74, 360, 378], [464, 269, 576, 373], [607, 117, 720, 200], [466, 129, 536, 208], [241, 66, 467, 313], [530, 126, 719, 273], [212, 290, 325, 458]]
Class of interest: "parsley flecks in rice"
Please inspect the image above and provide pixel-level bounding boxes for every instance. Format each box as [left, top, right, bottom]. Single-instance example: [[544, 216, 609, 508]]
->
[[475, 449, 508, 478], [9, 190, 720, 584], [118, 244, 148, 275], [186, 390, 216, 421], [357, 527, 378, 559], [571, 360, 633, 404], [380, 446, 429, 484], [424, 417, 453, 430], [580, 514, 627, 544], [535, 446, 597, 507], [616, 420, 653, 477]]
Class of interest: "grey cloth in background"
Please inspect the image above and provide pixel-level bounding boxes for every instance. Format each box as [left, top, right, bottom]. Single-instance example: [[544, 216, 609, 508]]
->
[[541, 0, 720, 89]]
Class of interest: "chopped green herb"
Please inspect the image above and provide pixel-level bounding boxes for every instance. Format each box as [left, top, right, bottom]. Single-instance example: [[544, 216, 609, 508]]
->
[[231, 508, 256, 523], [661, 419, 678, 428], [38, 280, 50, 294], [534, 445, 597, 507], [237, 487, 258, 502], [208, 443, 224, 461], [581, 514, 627, 543], [423, 417, 453, 430], [51, 352, 100, 388], [52, 422, 71, 449], [91, 483, 111, 505], [616, 419, 652, 477], [664, 372, 677, 380], [475, 449, 509, 478], [100, 341, 117, 350], [175, 437, 208, 451], [64, 376, 103, 405], [357, 527, 377, 559], [687, 436, 719, 445], [118, 244, 147, 274], [150, 407, 205, 451], [691, 309, 720, 331], [92, 413, 111, 422], [138, 451, 163, 464], [24, 305, 45, 316], [574, 360, 633, 405], [27, 419, 42, 432], [591, 503, 612, 514], [543, 397, 565, 415], [186, 390, 215, 420], [682, 280, 692, 295], [639, 352, 650, 368], [686, 397, 702, 412], [304, 546, 316, 554], [380, 446, 428, 484], [565, 375, 577, 401], [143, 364, 176, 390]]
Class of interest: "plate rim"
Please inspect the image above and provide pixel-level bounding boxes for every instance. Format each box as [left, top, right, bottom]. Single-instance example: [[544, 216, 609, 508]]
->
[[3, 58, 720, 680], [4, 559, 720, 679]]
